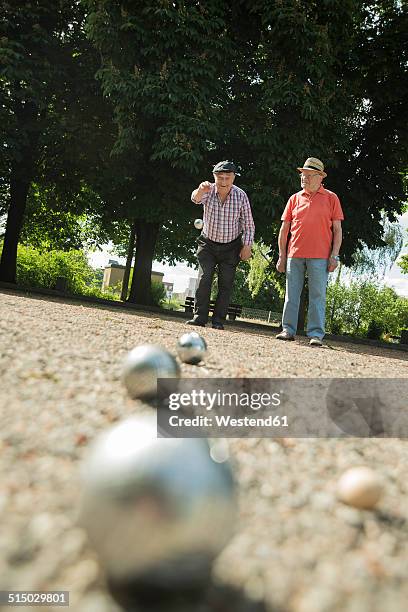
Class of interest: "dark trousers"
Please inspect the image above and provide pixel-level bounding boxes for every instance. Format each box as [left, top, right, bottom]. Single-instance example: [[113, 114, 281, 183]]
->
[[195, 235, 241, 324]]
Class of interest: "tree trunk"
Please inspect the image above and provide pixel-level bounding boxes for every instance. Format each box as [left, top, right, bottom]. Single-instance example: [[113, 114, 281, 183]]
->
[[0, 102, 40, 283], [120, 219, 137, 301], [128, 219, 160, 305], [0, 170, 32, 282]]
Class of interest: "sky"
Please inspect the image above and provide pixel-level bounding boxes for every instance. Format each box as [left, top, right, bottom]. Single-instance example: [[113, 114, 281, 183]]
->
[[89, 211, 408, 297]]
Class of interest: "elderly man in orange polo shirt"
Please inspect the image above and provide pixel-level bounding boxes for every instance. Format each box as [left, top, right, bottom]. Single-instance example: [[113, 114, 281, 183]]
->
[[276, 157, 344, 346]]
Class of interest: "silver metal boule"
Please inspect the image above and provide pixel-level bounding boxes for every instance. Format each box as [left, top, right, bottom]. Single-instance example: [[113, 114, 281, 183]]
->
[[176, 332, 207, 365], [194, 218, 203, 230], [78, 415, 236, 587], [122, 344, 180, 399]]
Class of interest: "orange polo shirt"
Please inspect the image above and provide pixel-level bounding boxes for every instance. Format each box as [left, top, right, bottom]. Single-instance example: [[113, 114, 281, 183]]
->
[[281, 186, 344, 258]]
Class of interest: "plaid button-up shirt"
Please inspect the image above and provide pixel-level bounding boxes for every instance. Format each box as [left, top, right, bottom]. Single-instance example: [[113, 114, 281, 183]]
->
[[192, 184, 255, 245]]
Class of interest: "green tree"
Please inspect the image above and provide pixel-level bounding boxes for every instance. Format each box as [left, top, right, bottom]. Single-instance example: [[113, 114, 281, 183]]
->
[[326, 280, 408, 337], [350, 219, 403, 279], [327, 0, 408, 263], [0, 1, 119, 282], [18, 183, 110, 252], [4, 0, 406, 304], [233, 1, 407, 265], [84, 0, 232, 304], [399, 254, 408, 275], [398, 225, 408, 275], [84, 0, 407, 307], [0, 1, 86, 281]]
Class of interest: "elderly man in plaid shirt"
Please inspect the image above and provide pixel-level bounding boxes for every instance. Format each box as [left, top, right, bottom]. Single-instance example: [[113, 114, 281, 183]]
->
[[188, 160, 255, 330]]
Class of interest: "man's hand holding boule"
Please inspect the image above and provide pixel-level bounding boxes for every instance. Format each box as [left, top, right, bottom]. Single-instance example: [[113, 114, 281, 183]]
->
[[193, 181, 211, 202], [276, 256, 286, 273], [199, 181, 212, 192], [327, 256, 339, 273], [240, 245, 252, 261]]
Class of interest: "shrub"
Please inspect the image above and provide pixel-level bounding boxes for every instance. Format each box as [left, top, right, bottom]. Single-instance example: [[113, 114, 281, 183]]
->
[[162, 297, 183, 311], [326, 280, 408, 338], [151, 280, 166, 306], [81, 285, 121, 301], [329, 319, 343, 336], [366, 319, 385, 340], [16, 246, 95, 293]]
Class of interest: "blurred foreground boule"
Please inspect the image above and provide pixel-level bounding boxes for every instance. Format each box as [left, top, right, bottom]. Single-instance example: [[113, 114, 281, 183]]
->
[[176, 332, 207, 365], [337, 466, 383, 510], [122, 344, 180, 399], [194, 219, 203, 230], [78, 415, 236, 588]]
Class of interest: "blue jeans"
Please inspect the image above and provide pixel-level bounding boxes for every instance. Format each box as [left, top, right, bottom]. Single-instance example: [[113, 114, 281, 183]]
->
[[282, 258, 329, 339]]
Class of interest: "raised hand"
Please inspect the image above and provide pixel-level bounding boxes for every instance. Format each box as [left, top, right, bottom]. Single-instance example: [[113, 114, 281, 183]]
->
[[198, 181, 212, 194]]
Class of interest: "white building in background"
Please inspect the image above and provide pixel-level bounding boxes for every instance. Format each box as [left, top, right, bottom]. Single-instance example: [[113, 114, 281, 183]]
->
[[172, 277, 198, 303], [186, 276, 198, 298], [163, 281, 174, 299], [102, 262, 164, 291]]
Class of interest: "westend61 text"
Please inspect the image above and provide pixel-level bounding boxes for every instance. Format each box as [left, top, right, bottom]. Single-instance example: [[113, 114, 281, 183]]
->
[[168, 415, 289, 427], [168, 390, 282, 411]]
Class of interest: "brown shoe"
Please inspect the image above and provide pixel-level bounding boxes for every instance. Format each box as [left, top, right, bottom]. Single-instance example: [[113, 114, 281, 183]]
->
[[275, 330, 295, 341]]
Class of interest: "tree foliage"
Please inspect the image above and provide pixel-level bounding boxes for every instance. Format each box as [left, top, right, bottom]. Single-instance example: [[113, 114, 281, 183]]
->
[[349, 218, 403, 278], [326, 280, 408, 337], [1, 0, 407, 306], [0, 1, 87, 280], [210, 247, 284, 310], [9, 244, 96, 294], [399, 253, 408, 275], [19, 183, 109, 251], [0, 0, 118, 280], [397, 225, 408, 275]]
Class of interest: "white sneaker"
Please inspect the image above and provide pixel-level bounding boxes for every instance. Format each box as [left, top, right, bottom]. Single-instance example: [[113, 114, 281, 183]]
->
[[309, 337, 323, 347], [276, 330, 295, 341]]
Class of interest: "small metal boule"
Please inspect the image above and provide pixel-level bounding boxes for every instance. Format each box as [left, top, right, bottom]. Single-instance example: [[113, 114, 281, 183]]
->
[[122, 344, 180, 399], [194, 218, 203, 230], [176, 332, 207, 365], [78, 415, 236, 587]]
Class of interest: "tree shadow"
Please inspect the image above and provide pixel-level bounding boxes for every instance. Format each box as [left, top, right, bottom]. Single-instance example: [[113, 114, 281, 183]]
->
[[321, 339, 408, 362]]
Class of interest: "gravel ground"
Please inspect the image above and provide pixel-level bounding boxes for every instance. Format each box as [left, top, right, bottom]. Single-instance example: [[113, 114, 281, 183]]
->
[[1, 290, 407, 612]]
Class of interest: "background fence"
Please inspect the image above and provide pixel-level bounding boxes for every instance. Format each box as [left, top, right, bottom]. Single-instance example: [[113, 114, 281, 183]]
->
[[241, 307, 282, 324]]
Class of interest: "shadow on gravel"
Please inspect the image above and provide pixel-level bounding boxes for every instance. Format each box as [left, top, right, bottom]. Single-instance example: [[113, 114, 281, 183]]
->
[[321, 342, 408, 363], [107, 579, 274, 612], [226, 327, 408, 362], [375, 510, 408, 532]]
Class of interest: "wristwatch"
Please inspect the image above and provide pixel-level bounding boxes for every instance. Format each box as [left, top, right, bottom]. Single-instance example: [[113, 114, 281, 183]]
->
[[330, 255, 340, 261]]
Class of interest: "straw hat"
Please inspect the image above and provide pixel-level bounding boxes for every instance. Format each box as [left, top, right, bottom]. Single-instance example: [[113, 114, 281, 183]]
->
[[297, 157, 327, 178]]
